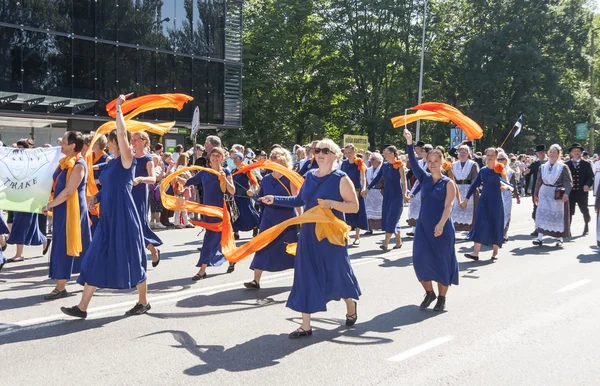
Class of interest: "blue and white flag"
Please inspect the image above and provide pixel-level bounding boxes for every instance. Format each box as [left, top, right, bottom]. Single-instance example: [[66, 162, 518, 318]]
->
[[513, 115, 523, 138]]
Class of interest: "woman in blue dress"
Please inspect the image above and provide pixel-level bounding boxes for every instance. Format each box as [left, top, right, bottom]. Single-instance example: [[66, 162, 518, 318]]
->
[[364, 145, 408, 251], [231, 152, 260, 240], [341, 144, 369, 246], [260, 139, 360, 339], [42, 131, 92, 300], [461, 148, 505, 261], [6, 138, 47, 263], [131, 131, 162, 268], [185, 147, 236, 280], [404, 129, 459, 312], [61, 95, 150, 319], [244, 147, 300, 289], [90, 135, 109, 236], [0, 211, 9, 252]]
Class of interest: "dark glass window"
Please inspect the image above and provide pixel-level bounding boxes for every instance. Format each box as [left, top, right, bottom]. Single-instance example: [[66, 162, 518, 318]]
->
[[73, 39, 95, 99], [170, 0, 195, 55], [192, 58, 208, 122], [117, 45, 139, 94], [73, 0, 96, 38], [208, 61, 223, 123], [195, 0, 225, 59], [174, 55, 192, 120], [1, 1, 22, 25], [22, 32, 71, 97], [21, 0, 72, 33], [137, 1, 161, 49], [96, 0, 118, 41], [117, 0, 139, 45], [155, 52, 174, 121], [0, 27, 23, 93], [158, 1, 176, 50], [138, 49, 156, 120], [95, 42, 117, 112]]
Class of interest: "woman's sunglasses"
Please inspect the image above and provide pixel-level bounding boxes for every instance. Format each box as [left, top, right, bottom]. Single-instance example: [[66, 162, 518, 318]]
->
[[314, 148, 332, 155]]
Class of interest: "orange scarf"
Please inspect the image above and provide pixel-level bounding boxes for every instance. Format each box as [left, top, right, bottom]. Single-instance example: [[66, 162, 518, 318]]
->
[[233, 163, 258, 187], [92, 150, 105, 165], [393, 160, 404, 169], [494, 163, 508, 180], [58, 155, 83, 257], [354, 158, 367, 173], [443, 161, 452, 172]]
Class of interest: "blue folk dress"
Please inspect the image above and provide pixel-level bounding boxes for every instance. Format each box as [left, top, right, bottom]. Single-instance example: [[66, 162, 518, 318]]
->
[[407, 145, 459, 286], [133, 154, 163, 250], [250, 174, 298, 272], [466, 167, 504, 247], [367, 163, 403, 234], [49, 158, 92, 280], [232, 171, 260, 232], [77, 157, 146, 289], [340, 160, 368, 230], [90, 152, 109, 235], [273, 169, 361, 313], [7, 211, 46, 246]]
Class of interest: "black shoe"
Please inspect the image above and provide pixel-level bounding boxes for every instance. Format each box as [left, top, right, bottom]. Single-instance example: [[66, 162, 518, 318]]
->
[[345, 301, 357, 327], [125, 303, 151, 316], [226, 263, 236, 273], [252, 228, 259, 237], [433, 296, 446, 312], [43, 238, 52, 255], [234, 232, 240, 240], [530, 230, 538, 237], [407, 232, 415, 237], [503, 237, 509, 243], [288, 327, 313, 339], [44, 289, 69, 301], [192, 273, 207, 281], [555, 240, 564, 248], [491, 255, 498, 262], [152, 249, 161, 268], [532, 240, 543, 246], [583, 224, 589, 236], [365, 230, 373, 235], [244, 280, 260, 289], [61, 305, 87, 319], [464, 253, 479, 261], [420, 291, 437, 309]]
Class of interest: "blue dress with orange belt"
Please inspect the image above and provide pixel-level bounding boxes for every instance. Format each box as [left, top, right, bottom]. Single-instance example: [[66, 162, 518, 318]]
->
[[133, 154, 162, 250], [78, 157, 146, 289], [272, 169, 361, 313], [185, 168, 230, 267], [251, 174, 297, 272], [49, 158, 92, 280], [340, 160, 368, 230]]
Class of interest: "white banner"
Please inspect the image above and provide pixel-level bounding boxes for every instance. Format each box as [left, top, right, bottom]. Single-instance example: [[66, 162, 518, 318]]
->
[[0, 146, 62, 213]]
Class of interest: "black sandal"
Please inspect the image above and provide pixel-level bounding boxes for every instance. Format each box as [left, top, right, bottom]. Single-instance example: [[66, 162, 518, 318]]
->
[[43, 238, 52, 255], [244, 280, 260, 289], [152, 249, 161, 268], [491, 255, 498, 262], [464, 253, 479, 261], [288, 327, 313, 339], [226, 263, 236, 274], [6, 256, 24, 263], [345, 301, 358, 327], [44, 289, 69, 301], [192, 273, 207, 281], [393, 243, 403, 249], [380, 244, 389, 252]]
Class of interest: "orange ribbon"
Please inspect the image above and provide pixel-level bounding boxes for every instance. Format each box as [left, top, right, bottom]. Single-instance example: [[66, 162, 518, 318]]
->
[[56, 155, 83, 257], [393, 160, 404, 169], [411, 102, 483, 140], [443, 161, 452, 172], [391, 110, 450, 128], [494, 163, 508, 180], [354, 158, 367, 173]]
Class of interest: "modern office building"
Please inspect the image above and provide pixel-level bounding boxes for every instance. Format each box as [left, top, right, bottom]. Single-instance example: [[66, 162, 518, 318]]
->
[[0, 0, 242, 146]]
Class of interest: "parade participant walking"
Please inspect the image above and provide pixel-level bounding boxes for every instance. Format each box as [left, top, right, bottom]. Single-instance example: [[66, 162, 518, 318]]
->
[[596, 190, 600, 247], [364, 146, 408, 251], [172, 153, 194, 229], [43, 131, 92, 300], [341, 144, 368, 246], [90, 135, 109, 235], [131, 131, 162, 268], [461, 148, 505, 261], [407, 143, 432, 235], [452, 145, 479, 231], [525, 145, 548, 236], [6, 139, 48, 263], [298, 141, 320, 176], [365, 153, 384, 233], [244, 147, 300, 289], [231, 152, 260, 240], [565, 143, 594, 236], [533, 144, 572, 247], [404, 129, 458, 312], [497, 152, 520, 242], [260, 139, 360, 338], [184, 147, 236, 280], [61, 95, 150, 319]]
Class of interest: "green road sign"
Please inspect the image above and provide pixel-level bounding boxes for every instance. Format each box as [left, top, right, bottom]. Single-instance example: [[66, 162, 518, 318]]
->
[[576, 123, 589, 140]]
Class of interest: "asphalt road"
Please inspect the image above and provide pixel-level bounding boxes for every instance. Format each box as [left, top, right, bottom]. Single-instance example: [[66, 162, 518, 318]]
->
[[1, 198, 599, 386]]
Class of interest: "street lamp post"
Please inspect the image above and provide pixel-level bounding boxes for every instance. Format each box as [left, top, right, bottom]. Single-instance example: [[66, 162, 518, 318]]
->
[[416, 0, 428, 142], [590, 27, 600, 154]]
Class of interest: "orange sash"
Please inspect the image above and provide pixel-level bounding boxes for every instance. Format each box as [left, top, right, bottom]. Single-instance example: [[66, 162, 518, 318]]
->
[[55, 155, 83, 256], [393, 160, 404, 169], [354, 158, 367, 173]]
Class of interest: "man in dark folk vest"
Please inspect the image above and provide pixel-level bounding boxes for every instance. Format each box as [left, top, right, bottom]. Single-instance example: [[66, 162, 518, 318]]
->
[[566, 143, 594, 236]]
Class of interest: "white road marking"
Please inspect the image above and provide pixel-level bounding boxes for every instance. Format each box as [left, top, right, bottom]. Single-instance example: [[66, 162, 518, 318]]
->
[[387, 335, 455, 362], [555, 279, 592, 294]]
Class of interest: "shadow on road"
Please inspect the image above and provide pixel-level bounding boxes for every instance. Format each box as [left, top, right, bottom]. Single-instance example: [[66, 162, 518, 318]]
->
[[139, 305, 441, 376], [577, 251, 600, 264]]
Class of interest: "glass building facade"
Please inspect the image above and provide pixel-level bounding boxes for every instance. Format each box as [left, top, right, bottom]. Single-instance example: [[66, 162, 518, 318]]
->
[[0, 0, 242, 132]]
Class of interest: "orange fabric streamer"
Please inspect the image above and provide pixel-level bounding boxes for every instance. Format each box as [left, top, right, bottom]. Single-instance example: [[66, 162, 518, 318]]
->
[[106, 94, 193, 118], [393, 160, 404, 169], [391, 110, 450, 128], [411, 102, 484, 140], [354, 158, 367, 173], [223, 206, 350, 263], [233, 160, 304, 191]]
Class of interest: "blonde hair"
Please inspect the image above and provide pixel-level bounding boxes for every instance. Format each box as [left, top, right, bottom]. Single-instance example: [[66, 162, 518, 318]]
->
[[132, 131, 151, 152], [176, 152, 189, 168], [344, 144, 357, 152], [316, 139, 342, 157], [270, 147, 293, 169], [94, 135, 108, 151], [295, 147, 306, 159], [548, 144, 562, 157], [458, 145, 471, 159]]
